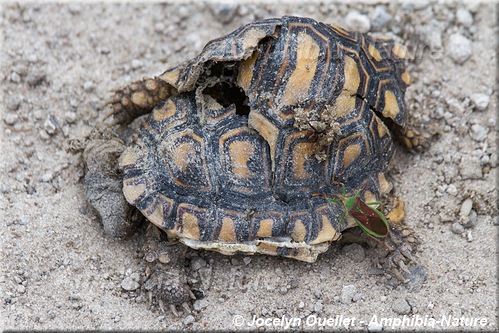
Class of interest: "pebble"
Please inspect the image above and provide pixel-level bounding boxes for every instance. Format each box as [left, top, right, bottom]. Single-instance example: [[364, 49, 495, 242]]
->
[[340, 284, 356, 304], [64, 111, 77, 124], [451, 222, 464, 234], [10, 71, 21, 83], [314, 301, 323, 313], [459, 155, 482, 179], [342, 243, 366, 262], [402, 0, 430, 10], [17, 285, 26, 294], [4, 113, 19, 126], [121, 276, 140, 291], [447, 33, 472, 64], [208, 2, 238, 24], [40, 172, 54, 182], [193, 298, 208, 311], [26, 70, 46, 87], [298, 301, 305, 308], [459, 199, 473, 217], [352, 293, 363, 302], [43, 116, 58, 135], [392, 298, 411, 315], [465, 210, 478, 228], [183, 314, 195, 325], [470, 124, 488, 142], [471, 93, 490, 111], [242, 257, 252, 265], [370, 6, 391, 31], [456, 8, 473, 27], [68, 3, 82, 15], [6, 95, 21, 111], [131, 59, 143, 70], [466, 230, 473, 242], [345, 11, 371, 33], [82, 81, 95, 92], [190, 256, 207, 271], [446, 184, 458, 196]]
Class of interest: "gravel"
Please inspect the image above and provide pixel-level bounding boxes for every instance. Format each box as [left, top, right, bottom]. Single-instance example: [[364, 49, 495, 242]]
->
[[344, 11, 371, 33], [370, 6, 392, 31], [456, 8, 474, 27], [341, 285, 357, 304], [392, 298, 412, 315], [471, 93, 491, 111], [451, 222, 465, 234], [447, 33, 473, 64]]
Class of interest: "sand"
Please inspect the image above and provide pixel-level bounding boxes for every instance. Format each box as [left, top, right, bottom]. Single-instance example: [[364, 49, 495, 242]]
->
[[1, 1, 497, 331]]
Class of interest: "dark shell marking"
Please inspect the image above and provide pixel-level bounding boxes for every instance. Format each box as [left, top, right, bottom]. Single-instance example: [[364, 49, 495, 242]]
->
[[119, 16, 409, 262]]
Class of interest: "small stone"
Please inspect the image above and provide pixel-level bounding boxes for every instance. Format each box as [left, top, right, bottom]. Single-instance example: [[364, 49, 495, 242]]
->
[[40, 172, 54, 182], [121, 276, 140, 291], [130, 272, 141, 282], [17, 285, 26, 294], [470, 124, 488, 142], [456, 9, 473, 27], [471, 93, 490, 111], [230, 257, 241, 265], [451, 222, 464, 234], [190, 256, 207, 271], [39, 130, 50, 140], [10, 71, 21, 83], [314, 301, 323, 312], [193, 298, 208, 311], [342, 243, 366, 262], [402, 0, 430, 10], [4, 113, 19, 126], [6, 95, 21, 111], [465, 210, 478, 228], [44, 116, 58, 135], [242, 257, 252, 265], [26, 70, 46, 86], [68, 3, 82, 15], [352, 293, 363, 302], [341, 284, 356, 304], [64, 111, 77, 124], [83, 81, 95, 92], [466, 230, 473, 242], [183, 314, 195, 325], [459, 155, 482, 179], [446, 184, 458, 196], [208, 2, 238, 24], [298, 301, 305, 308], [345, 11, 371, 33], [392, 298, 411, 315], [370, 6, 391, 31], [459, 199, 473, 217], [131, 59, 143, 70], [447, 33, 472, 64]]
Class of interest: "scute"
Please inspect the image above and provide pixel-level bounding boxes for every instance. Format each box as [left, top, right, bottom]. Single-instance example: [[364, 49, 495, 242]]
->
[[119, 16, 410, 262]]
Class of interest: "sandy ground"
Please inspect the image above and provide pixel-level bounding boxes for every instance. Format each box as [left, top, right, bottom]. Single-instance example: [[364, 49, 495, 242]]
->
[[1, 1, 497, 331]]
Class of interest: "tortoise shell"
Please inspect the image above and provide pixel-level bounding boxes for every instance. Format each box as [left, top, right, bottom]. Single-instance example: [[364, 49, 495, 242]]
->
[[119, 16, 410, 262]]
